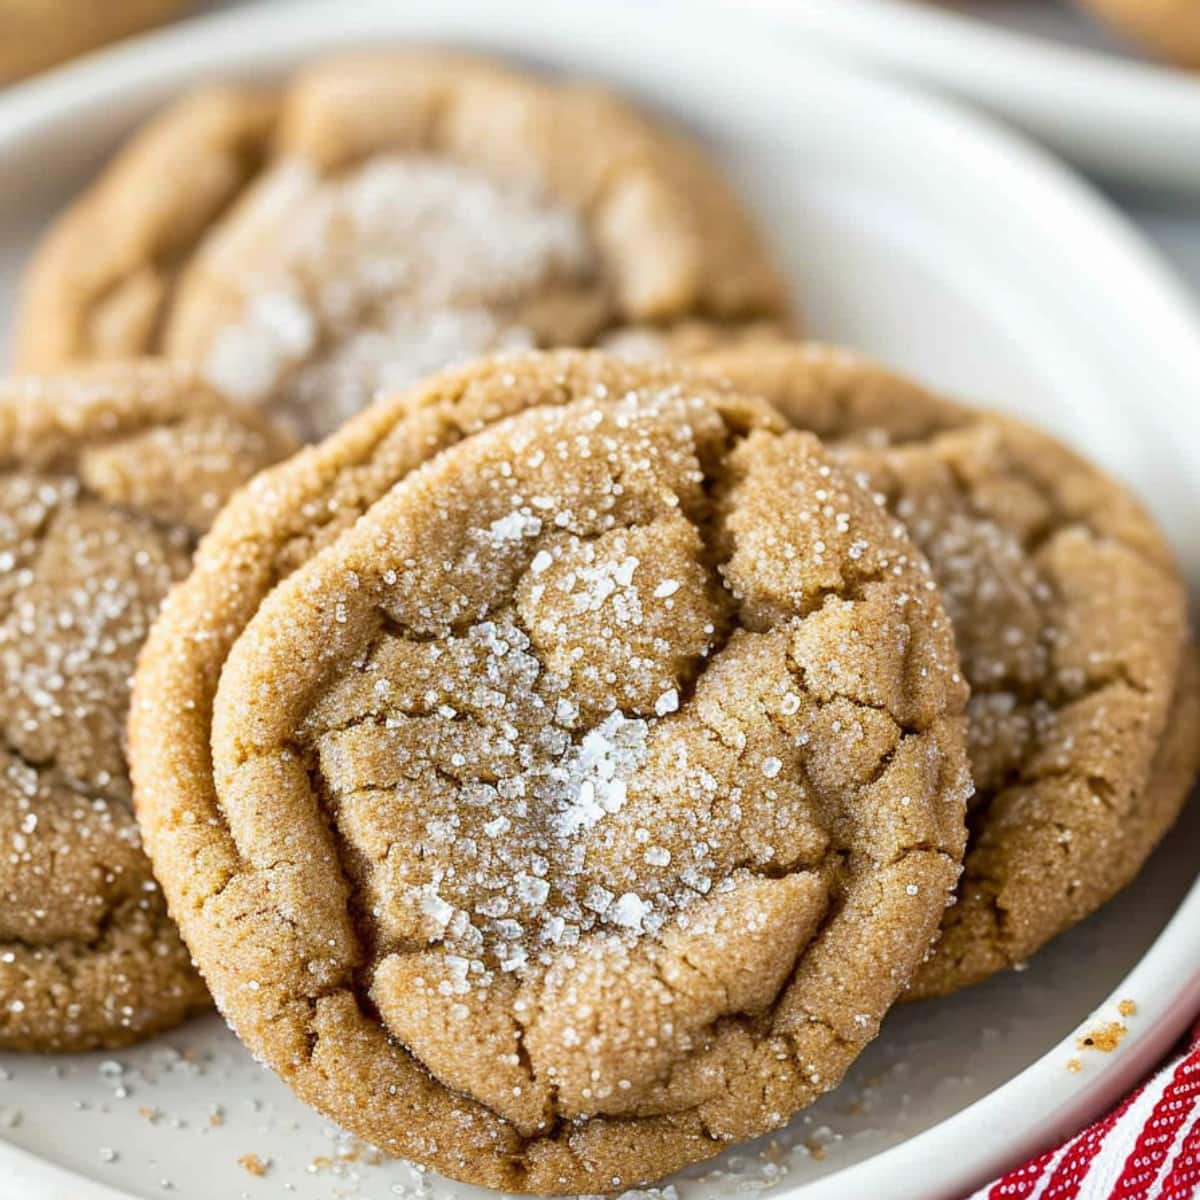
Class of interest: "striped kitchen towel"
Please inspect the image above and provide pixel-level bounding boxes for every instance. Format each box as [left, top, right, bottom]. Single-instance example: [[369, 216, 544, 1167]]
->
[[970, 1022, 1200, 1199]]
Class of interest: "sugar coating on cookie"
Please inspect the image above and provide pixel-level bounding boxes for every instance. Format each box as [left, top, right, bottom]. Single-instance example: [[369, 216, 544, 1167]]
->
[[693, 342, 1198, 998], [0, 363, 293, 1051], [132, 353, 969, 1192], [15, 52, 790, 440], [191, 156, 595, 440]]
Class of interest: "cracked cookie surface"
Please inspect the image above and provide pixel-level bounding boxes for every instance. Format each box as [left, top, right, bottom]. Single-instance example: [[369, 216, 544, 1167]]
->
[[14, 51, 790, 442], [692, 342, 1199, 997], [0, 362, 294, 1051], [131, 352, 969, 1192]]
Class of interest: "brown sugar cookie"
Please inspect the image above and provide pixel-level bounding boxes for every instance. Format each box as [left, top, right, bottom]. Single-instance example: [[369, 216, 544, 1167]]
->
[[599, 317, 791, 362], [0, 362, 294, 1052], [14, 52, 790, 442], [130, 352, 969, 1192], [691, 342, 1199, 997], [0, 0, 188, 85], [1074, 0, 1200, 69]]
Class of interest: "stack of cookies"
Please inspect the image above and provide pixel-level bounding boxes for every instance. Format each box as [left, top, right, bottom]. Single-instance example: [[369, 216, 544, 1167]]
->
[[1, 51, 1194, 1197]]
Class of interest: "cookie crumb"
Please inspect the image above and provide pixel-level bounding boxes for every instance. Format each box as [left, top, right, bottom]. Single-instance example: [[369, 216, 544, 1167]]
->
[[1078, 1021, 1127, 1052], [238, 1153, 270, 1177], [1118, 999, 1137, 1018]]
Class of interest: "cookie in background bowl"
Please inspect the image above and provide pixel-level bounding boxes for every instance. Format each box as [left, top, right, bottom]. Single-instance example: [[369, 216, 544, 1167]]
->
[[130, 351, 970, 1192], [1074, 0, 1200, 69], [0, 362, 295, 1051], [0, 0, 189, 84], [692, 341, 1200, 998], [14, 52, 792, 442]]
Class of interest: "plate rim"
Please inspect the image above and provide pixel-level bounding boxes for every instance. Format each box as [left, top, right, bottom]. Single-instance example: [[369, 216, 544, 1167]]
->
[[733, 0, 1200, 195], [1, 2, 1199, 1197]]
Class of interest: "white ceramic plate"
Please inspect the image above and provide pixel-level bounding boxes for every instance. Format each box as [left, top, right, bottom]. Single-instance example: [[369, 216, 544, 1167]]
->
[[734, 0, 1200, 196], [2, 3, 1200, 1198]]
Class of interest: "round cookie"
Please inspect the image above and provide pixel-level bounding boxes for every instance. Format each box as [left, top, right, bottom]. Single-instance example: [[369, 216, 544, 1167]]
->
[[691, 342, 1199, 997], [1075, 0, 1200, 69], [14, 52, 790, 442], [0, 0, 188, 84], [0, 362, 294, 1052], [131, 352, 970, 1192]]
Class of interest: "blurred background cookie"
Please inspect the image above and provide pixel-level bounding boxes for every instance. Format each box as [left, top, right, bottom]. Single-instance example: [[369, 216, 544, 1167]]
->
[[1074, 0, 1200, 67], [0, 361, 293, 1051], [14, 51, 792, 441], [0, 0, 190, 84]]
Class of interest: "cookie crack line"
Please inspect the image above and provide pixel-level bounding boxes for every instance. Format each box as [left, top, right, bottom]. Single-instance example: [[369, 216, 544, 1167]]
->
[[440, 841, 961, 1156], [878, 400, 1176, 578], [285, 487, 949, 1003], [965, 671, 1159, 810], [966, 662, 1153, 708], [1, 889, 151, 973]]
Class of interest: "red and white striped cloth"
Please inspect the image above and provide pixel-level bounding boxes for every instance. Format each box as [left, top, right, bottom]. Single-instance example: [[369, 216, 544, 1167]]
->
[[968, 1022, 1200, 1200]]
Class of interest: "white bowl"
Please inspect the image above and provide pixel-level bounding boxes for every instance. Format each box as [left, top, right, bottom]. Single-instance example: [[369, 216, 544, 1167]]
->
[[1, 3, 1199, 1198], [734, 0, 1200, 197]]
